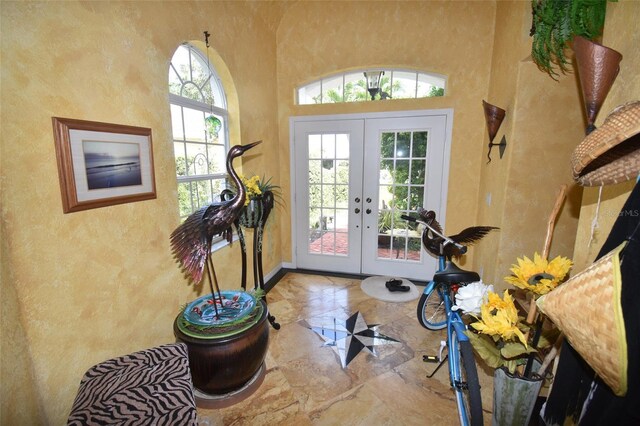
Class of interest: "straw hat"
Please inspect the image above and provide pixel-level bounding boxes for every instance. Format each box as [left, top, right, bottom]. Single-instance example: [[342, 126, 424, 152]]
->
[[571, 101, 640, 186], [537, 242, 628, 396]]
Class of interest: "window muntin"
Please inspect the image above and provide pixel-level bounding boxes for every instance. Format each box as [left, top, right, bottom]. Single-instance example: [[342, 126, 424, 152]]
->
[[169, 45, 226, 108], [297, 69, 446, 105], [169, 44, 229, 221]]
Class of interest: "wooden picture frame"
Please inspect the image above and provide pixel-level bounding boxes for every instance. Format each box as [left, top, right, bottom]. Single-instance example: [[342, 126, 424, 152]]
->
[[52, 117, 156, 213]]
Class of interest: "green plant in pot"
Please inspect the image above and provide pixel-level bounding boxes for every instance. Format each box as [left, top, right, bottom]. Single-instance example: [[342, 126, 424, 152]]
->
[[238, 174, 280, 228], [169, 142, 271, 401], [530, 0, 610, 78]]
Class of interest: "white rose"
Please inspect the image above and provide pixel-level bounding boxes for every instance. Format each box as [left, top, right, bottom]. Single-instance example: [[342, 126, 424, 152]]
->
[[452, 280, 494, 315]]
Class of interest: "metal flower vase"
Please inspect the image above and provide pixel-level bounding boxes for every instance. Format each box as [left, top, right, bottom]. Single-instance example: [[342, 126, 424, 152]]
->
[[240, 197, 264, 228], [492, 366, 543, 426]]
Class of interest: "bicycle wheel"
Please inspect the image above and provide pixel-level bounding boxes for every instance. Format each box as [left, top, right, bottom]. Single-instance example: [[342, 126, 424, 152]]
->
[[450, 327, 483, 426], [417, 286, 447, 330]]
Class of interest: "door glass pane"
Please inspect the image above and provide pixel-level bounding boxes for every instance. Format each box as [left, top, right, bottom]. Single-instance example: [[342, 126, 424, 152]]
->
[[309, 184, 321, 206], [336, 160, 349, 184], [408, 237, 422, 260], [377, 129, 428, 262], [321, 161, 336, 183], [410, 160, 426, 184], [408, 187, 425, 211], [322, 185, 336, 207], [335, 209, 349, 229], [394, 185, 409, 210], [309, 135, 322, 158], [413, 131, 428, 157], [396, 160, 410, 184], [336, 185, 349, 208], [307, 133, 349, 257], [396, 132, 411, 157], [336, 134, 349, 158], [322, 134, 336, 158], [380, 132, 395, 158], [309, 160, 321, 184], [393, 236, 407, 259], [379, 169, 393, 185]]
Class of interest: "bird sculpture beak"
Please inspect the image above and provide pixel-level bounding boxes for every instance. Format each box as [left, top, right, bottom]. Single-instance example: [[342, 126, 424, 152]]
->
[[240, 140, 262, 152]]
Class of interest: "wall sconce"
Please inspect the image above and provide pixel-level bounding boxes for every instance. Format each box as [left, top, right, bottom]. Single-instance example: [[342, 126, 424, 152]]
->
[[483, 100, 507, 163], [364, 71, 385, 100], [573, 36, 623, 135]]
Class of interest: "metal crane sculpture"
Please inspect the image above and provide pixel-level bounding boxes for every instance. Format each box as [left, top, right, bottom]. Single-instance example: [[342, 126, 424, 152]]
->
[[170, 140, 261, 318], [418, 207, 498, 260]]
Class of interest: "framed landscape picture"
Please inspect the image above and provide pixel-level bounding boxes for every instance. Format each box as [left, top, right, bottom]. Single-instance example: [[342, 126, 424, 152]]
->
[[52, 117, 156, 213]]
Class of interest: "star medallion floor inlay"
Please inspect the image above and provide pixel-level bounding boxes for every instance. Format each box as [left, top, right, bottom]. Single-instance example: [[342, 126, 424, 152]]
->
[[303, 311, 401, 368]]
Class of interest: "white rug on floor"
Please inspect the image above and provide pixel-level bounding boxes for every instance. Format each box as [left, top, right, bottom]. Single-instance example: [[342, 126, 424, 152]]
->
[[360, 276, 420, 302]]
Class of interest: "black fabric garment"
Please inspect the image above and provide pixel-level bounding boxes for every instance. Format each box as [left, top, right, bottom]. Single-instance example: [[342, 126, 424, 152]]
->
[[543, 181, 640, 425]]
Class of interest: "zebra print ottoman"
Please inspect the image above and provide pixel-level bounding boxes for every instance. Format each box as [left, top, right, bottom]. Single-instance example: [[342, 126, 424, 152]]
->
[[67, 343, 197, 425]]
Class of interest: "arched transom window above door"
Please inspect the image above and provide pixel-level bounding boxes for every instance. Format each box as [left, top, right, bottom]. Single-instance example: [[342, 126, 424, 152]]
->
[[297, 69, 446, 105]]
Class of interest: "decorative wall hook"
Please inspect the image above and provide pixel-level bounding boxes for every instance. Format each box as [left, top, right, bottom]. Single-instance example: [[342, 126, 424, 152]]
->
[[573, 36, 622, 135], [483, 100, 507, 163]]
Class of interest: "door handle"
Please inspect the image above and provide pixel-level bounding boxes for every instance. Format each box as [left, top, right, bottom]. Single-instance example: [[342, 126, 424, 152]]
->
[[355, 197, 361, 203], [355, 208, 361, 214], [366, 198, 372, 203], [366, 208, 372, 214]]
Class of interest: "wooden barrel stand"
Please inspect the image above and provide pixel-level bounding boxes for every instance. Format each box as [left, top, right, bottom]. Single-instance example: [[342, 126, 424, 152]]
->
[[174, 300, 269, 408]]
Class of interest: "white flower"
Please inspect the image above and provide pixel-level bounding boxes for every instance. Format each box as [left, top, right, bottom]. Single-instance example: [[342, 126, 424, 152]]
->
[[452, 280, 494, 315]]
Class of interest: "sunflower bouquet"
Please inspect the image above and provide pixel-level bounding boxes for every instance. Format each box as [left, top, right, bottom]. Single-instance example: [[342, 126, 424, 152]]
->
[[464, 290, 538, 374], [464, 254, 572, 376]]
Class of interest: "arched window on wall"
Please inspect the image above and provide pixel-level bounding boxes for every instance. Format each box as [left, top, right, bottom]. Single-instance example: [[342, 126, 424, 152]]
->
[[297, 69, 446, 105], [168, 43, 229, 221]]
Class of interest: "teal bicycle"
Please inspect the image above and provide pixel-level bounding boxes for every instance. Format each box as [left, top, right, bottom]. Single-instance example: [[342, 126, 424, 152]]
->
[[403, 211, 495, 426]]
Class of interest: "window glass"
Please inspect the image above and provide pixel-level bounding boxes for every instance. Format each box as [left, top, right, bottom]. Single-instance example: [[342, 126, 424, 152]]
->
[[168, 44, 229, 222], [391, 71, 418, 99], [417, 73, 445, 97], [298, 80, 321, 105], [344, 73, 368, 102], [322, 75, 344, 103], [297, 69, 445, 104]]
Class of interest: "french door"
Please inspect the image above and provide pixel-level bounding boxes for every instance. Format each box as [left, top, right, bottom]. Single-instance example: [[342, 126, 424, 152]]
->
[[291, 110, 451, 281]]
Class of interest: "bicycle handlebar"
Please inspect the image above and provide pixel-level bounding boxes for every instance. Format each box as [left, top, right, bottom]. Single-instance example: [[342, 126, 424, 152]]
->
[[401, 214, 467, 255]]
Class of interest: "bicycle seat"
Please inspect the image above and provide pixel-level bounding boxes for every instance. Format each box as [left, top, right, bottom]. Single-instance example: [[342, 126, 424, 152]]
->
[[433, 261, 480, 283]]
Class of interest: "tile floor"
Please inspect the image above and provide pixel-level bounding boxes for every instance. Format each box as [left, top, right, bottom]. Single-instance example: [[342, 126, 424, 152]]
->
[[197, 272, 495, 425]]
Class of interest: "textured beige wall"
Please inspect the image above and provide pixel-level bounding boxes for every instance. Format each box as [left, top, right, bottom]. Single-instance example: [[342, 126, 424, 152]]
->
[[1, 1, 284, 423], [276, 0, 497, 267], [475, 0, 532, 284], [3, 0, 636, 423], [572, 0, 640, 271], [493, 62, 583, 289], [476, 0, 584, 290]]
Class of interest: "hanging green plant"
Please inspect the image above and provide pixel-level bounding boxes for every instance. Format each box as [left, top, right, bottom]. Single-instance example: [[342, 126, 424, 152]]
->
[[530, 0, 611, 79]]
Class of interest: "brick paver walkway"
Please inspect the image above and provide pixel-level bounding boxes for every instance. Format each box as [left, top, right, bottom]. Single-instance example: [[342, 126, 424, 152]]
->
[[308, 230, 421, 260]]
